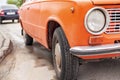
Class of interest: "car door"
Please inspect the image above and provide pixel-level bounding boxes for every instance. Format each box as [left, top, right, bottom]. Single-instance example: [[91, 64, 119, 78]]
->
[[31, 0, 52, 46], [27, 0, 42, 40], [20, 0, 33, 34], [25, 0, 35, 36]]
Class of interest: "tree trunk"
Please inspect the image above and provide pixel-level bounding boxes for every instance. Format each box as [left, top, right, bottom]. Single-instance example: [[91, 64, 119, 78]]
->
[[23, 0, 26, 3]]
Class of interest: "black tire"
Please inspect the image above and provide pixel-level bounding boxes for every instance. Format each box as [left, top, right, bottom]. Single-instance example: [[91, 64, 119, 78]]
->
[[23, 31, 33, 45], [0, 18, 2, 24], [12, 19, 14, 23], [52, 27, 80, 80]]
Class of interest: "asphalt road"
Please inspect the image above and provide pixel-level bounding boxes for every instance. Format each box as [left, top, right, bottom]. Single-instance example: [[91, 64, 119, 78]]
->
[[0, 20, 120, 80]]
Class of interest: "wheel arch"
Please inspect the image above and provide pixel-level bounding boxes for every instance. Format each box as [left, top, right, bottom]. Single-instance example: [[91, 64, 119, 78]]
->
[[47, 17, 68, 49]]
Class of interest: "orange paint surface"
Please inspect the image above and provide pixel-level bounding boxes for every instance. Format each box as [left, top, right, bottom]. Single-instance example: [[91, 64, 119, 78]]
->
[[19, 0, 120, 60]]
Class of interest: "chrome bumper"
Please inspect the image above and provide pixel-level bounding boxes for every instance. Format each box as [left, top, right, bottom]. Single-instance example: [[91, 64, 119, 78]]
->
[[70, 44, 120, 56]]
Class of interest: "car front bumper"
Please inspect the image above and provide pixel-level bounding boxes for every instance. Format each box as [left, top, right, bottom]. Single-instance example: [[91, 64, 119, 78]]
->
[[70, 44, 120, 59]]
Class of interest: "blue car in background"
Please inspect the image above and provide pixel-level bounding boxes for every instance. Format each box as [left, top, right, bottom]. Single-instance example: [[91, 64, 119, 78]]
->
[[0, 4, 19, 24]]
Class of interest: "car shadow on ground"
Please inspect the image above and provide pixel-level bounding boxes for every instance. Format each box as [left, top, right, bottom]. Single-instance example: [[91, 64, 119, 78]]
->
[[25, 41, 57, 80], [25, 41, 53, 66], [25, 41, 120, 80]]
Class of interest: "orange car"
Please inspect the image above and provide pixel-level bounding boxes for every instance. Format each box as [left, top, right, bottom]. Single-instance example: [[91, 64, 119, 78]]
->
[[19, 0, 120, 80]]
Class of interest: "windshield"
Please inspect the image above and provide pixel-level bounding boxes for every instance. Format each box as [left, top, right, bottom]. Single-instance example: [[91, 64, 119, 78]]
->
[[1, 5, 18, 10]]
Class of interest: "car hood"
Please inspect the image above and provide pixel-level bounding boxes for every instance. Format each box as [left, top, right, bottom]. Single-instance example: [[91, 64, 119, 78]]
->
[[91, 0, 120, 5]]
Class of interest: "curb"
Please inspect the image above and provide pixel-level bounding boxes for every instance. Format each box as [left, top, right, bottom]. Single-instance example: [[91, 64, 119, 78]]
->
[[0, 31, 13, 62]]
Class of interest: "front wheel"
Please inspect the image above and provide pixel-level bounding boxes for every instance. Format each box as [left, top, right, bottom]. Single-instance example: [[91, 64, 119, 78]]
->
[[52, 27, 80, 80]]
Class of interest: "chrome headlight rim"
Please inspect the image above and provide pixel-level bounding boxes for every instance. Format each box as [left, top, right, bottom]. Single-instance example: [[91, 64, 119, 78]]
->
[[85, 7, 110, 35]]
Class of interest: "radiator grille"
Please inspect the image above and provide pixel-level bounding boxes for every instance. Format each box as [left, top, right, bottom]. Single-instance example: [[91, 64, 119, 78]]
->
[[106, 8, 120, 34]]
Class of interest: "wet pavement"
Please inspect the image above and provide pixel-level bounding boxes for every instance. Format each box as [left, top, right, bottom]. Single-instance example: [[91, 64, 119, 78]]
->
[[0, 21, 120, 80], [0, 21, 56, 80]]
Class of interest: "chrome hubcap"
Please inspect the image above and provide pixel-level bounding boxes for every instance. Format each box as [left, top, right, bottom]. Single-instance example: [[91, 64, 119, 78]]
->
[[55, 43, 61, 74]]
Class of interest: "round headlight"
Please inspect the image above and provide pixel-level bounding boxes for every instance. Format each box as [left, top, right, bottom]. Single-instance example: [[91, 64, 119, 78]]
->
[[85, 7, 110, 35]]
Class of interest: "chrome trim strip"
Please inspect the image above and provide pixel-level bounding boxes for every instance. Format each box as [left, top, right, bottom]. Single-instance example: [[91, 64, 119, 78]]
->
[[70, 44, 120, 56]]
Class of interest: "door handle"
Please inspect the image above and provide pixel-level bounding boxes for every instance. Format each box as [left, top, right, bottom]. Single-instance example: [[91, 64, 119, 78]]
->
[[27, 7, 30, 10]]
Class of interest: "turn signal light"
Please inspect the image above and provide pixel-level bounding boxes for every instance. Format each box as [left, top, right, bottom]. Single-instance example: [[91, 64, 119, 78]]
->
[[0, 10, 4, 16], [89, 36, 103, 45]]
